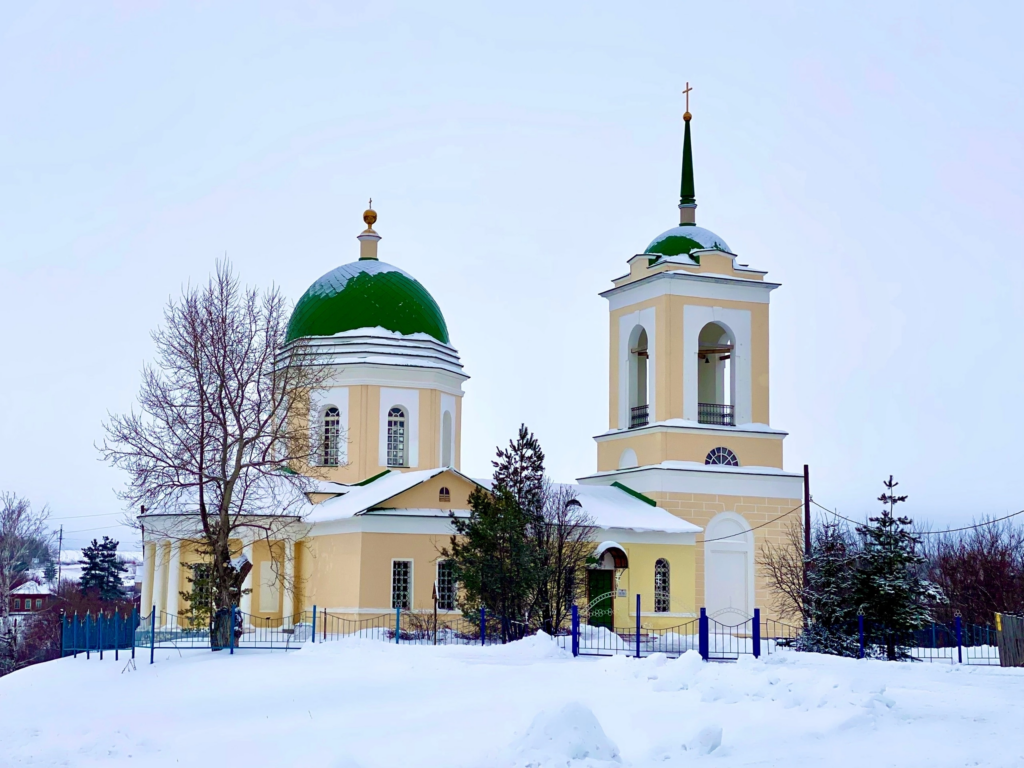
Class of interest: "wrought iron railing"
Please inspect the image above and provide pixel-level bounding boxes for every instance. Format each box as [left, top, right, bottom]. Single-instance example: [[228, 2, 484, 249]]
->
[[698, 402, 734, 426], [630, 404, 649, 429]]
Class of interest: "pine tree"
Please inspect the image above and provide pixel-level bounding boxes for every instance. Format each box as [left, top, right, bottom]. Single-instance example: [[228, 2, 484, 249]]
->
[[855, 476, 933, 660], [78, 537, 128, 602], [443, 425, 547, 640], [797, 520, 859, 656]]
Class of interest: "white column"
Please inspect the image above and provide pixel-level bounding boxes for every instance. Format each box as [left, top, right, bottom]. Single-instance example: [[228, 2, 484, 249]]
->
[[281, 540, 296, 629], [165, 541, 181, 624], [140, 541, 155, 617], [151, 540, 169, 625], [239, 540, 254, 623]]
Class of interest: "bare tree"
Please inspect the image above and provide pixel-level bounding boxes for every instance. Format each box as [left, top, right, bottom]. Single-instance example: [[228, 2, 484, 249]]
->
[[533, 483, 596, 635], [758, 519, 808, 623], [0, 493, 50, 674], [100, 261, 333, 645]]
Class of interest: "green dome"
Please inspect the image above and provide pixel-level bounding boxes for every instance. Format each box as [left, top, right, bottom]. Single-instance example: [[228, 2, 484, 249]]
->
[[286, 260, 450, 344], [644, 225, 731, 257]]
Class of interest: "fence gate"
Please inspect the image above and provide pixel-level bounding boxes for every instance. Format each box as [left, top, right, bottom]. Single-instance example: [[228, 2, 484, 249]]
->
[[996, 613, 1024, 667]]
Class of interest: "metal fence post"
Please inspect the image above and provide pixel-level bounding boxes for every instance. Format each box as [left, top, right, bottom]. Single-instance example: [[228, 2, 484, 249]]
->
[[571, 605, 579, 657], [86, 613, 91, 660], [858, 612, 865, 659], [395, 607, 401, 645], [753, 608, 761, 659], [149, 607, 156, 665], [99, 613, 104, 661], [635, 594, 641, 659], [60, 612, 66, 658], [131, 608, 136, 660], [480, 606, 486, 646], [72, 613, 78, 659], [955, 612, 963, 664], [230, 605, 236, 655], [311, 605, 317, 643], [698, 607, 708, 661], [114, 612, 120, 661]]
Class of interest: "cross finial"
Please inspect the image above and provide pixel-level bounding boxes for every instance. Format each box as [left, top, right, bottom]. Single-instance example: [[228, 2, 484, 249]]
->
[[682, 82, 693, 121], [368, 197, 373, 209]]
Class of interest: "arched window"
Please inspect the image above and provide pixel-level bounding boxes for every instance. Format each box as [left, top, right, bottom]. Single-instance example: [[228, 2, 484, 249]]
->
[[438, 486, 451, 502], [705, 446, 739, 467], [628, 326, 649, 428], [654, 558, 670, 612], [441, 411, 453, 467], [387, 407, 407, 467], [697, 321, 735, 426], [321, 407, 341, 466]]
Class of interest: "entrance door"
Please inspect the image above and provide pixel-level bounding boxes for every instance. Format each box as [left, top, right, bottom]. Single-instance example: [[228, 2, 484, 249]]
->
[[587, 570, 614, 628]]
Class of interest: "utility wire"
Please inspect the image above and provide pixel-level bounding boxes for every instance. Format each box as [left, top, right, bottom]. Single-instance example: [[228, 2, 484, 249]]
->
[[811, 498, 1024, 535], [700, 502, 804, 543]]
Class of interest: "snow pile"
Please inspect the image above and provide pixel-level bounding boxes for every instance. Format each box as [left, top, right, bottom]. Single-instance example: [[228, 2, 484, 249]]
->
[[1, 633, 1022, 767], [512, 702, 621, 767]]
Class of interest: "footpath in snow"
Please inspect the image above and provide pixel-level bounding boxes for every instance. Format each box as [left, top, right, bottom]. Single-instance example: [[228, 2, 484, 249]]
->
[[0, 634, 1022, 767]]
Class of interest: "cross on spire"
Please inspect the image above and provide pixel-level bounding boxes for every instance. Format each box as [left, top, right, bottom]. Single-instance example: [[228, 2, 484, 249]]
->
[[682, 82, 693, 115]]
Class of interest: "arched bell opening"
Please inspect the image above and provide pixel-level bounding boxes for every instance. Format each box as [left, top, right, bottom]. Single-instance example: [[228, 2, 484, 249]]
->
[[697, 321, 735, 426], [627, 325, 649, 428]]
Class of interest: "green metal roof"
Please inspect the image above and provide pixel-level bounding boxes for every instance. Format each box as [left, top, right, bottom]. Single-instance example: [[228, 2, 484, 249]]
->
[[644, 225, 731, 257], [286, 261, 450, 344]]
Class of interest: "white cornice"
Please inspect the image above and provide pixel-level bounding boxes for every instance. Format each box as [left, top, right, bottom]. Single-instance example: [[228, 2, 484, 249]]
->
[[603, 269, 779, 310], [594, 421, 788, 442], [578, 464, 803, 500]]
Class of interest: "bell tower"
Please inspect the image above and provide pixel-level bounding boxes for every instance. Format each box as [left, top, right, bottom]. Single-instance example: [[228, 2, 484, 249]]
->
[[578, 93, 804, 624]]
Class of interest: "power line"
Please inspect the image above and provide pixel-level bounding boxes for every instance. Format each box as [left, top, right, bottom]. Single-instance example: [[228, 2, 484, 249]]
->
[[700, 502, 804, 543], [811, 498, 1024, 535], [47, 511, 124, 521]]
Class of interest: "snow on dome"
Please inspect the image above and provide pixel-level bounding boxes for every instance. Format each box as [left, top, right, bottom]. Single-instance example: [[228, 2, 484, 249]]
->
[[286, 260, 450, 344], [645, 225, 731, 257]]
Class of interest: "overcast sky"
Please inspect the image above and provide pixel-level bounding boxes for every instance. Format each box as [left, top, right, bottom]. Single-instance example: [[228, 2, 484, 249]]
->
[[2, 1, 1022, 550]]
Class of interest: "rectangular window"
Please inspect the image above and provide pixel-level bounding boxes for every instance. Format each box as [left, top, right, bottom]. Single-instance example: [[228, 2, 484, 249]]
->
[[436, 560, 455, 611], [35, 599, 43, 609], [391, 560, 412, 610], [13, 599, 20, 610]]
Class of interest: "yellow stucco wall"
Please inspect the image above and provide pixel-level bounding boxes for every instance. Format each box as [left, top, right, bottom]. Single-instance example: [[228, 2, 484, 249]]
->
[[649, 492, 802, 624], [596, 430, 784, 472]]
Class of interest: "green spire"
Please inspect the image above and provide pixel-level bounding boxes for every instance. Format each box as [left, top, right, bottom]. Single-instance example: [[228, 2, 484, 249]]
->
[[679, 114, 695, 206]]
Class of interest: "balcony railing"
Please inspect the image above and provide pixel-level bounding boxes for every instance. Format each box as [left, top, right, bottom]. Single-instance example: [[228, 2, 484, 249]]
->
[[630, 404, 649, 429], [698, 402, 734, 426]]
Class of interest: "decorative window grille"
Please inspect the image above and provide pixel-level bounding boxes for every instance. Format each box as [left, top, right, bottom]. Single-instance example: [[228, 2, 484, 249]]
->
[[387, 407, 407, 467], [705, 446, 739, 467], [438, 486, 451, 502], [436, 560, 455, 611], [321, 407, 341, 466], [188, 563, 214, 626], [392, 560, 412, 610], [654, 558, 670, 612]]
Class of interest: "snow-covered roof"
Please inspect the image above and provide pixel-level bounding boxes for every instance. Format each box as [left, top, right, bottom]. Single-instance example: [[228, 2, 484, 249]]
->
[[567, 484, 701, 534], [13, 582, 52, 595], [305, 468, 483, 524]]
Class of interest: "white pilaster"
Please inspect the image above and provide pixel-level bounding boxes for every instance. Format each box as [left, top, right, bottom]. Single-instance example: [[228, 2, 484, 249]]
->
[[150, 540, 169, 624], [140, 541, 155, 617], [165, 541, 181, 622], [239, 540, 254, 621], [281, 540, 296, 628]]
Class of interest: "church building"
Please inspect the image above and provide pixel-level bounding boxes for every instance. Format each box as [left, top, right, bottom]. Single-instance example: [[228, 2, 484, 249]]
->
[[138, 102, 803, 631]]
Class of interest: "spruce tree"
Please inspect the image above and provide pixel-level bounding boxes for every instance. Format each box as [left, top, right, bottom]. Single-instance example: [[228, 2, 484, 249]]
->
[[855, 476, 933, 660], [78, 536, 128, 602], [797, 521, 859, 656], [443, 425, 547, 640]]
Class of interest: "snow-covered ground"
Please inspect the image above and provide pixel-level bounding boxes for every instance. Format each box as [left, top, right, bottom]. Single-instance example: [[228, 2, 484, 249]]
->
[[0, 635, 1021, 767]]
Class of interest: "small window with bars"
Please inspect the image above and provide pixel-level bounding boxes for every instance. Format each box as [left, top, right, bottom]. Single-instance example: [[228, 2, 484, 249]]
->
[[321, 407, 341, 466], [392, 560, 412, 610], [654, 558, 670, 613], [436, 560, 455, 611], [438, 486, 451, 502], [387, 407, 407, 467]]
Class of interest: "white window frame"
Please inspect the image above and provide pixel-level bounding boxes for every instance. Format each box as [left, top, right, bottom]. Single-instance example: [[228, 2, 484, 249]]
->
[[391, 559, 413, 610], [386, 406, 408, 468], [654, 558, 670, 613], [321, 406, 341, 466]]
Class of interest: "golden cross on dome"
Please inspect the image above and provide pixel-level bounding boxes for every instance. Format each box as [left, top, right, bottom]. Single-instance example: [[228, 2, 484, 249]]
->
[[682, 82, 693, 114]]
